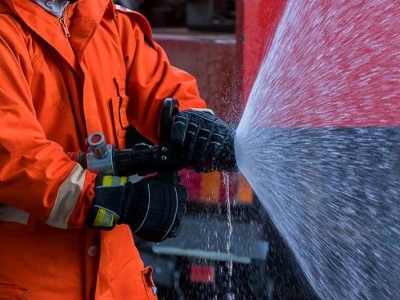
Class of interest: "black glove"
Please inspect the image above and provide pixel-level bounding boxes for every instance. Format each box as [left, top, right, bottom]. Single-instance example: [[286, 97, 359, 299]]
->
[[171, 110, 237, 173], [86, 175, 189, 243]]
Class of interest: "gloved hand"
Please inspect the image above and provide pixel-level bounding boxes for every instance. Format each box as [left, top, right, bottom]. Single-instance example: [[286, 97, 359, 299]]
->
[[86, 175, 189, 243], [171, 110, 237, 173]]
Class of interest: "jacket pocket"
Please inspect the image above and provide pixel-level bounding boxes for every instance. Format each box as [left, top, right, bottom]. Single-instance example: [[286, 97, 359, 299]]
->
[[109, 77, 130, 149], [0, 284, 28, 300], [141, 266, 158, 300]]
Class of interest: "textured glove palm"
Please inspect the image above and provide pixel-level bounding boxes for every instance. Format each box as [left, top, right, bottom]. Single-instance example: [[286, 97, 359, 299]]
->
[[86, 175, 189, 243], [171, 110, 237, 173]]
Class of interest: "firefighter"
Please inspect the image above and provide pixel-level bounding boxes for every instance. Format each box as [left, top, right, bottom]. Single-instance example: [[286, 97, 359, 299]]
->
[[0, 0, 236, 299]]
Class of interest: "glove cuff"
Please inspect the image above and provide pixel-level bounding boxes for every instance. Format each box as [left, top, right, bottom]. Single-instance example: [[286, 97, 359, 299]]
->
[[86, 175, 128, 230], [128, 179, 181, 242]]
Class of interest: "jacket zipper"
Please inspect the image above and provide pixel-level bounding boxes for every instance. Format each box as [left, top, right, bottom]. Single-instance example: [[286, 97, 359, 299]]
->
[[59, 17, 70, 38], [59, 5, 71, 38]]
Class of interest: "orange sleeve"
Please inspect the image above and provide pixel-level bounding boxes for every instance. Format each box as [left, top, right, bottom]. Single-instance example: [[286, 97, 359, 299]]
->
[[0, 18, 96, 229], [114, 10, 207, 144]]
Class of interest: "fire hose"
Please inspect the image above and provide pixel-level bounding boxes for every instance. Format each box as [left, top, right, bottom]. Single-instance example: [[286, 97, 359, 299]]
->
[[69, 98, 238, 184]]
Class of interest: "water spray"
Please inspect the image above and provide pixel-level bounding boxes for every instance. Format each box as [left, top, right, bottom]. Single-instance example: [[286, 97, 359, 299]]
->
[[235, 1, 400, 299]]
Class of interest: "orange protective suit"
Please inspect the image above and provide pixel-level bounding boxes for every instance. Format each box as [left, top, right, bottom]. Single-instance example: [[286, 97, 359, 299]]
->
[[0, 0, 206, 298]]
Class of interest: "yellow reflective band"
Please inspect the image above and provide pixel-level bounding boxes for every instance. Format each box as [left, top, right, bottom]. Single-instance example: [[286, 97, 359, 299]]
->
[[102, 176, 113, 187], [102, 176, 112, 186], [120, 177, 127, 185], [102, 176, 127, 187], [93, 208, 105, 226], [93, 208, 115, 227]]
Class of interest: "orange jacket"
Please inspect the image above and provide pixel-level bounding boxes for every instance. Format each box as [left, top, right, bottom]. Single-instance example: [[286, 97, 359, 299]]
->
[[0, 0, 206, 298]]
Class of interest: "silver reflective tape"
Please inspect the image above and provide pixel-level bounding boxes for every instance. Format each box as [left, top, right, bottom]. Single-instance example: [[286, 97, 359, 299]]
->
[[111, 176, 122, 186], [46, 164, 85, 229], [191, 108, 215, 115], [0, 205, 29, 225]]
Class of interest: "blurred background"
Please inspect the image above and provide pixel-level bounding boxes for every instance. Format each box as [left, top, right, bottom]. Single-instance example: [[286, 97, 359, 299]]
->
[[115, 1, 319, 299]]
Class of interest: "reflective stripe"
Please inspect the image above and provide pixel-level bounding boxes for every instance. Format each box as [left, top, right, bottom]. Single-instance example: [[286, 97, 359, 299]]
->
[[93, 207, 116, 227], [0, 205, 29, 224], [102, 175, 127, 187], [46, 164, 86, 229], [191, 108, 214, 115], [87, 175, 127, 229]]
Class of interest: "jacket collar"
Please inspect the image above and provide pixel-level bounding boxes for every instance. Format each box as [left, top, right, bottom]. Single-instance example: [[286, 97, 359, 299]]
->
[[29, 0, 68, 18], [1, 0, 114, 70]]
